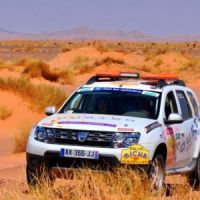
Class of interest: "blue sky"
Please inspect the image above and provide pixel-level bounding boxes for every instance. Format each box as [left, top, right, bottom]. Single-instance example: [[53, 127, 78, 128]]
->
[[0, 0, 199, 35]]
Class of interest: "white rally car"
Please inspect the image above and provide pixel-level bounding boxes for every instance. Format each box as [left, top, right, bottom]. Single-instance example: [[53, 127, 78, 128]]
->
[[26, 72, 200, 190]]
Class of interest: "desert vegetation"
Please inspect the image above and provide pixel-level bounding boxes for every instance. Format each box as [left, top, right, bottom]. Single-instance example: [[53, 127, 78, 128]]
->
[[0, 168, 200, 200], [13, 121, 34, 153], [0, 105, 12, 120], [0, 77, 67, 112]]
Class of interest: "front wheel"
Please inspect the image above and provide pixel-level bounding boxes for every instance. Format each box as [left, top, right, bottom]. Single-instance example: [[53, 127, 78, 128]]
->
[[188, 155, 200, 190], [148, 154, 166, 193]]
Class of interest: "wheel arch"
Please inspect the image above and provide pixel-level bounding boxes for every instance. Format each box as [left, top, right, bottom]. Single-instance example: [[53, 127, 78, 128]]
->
[[153, 143, 167, 162]]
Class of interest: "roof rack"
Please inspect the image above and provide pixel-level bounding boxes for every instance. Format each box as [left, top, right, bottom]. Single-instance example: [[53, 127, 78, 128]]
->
[[141, 73, 185, 88], [86, 72, 185, 88]]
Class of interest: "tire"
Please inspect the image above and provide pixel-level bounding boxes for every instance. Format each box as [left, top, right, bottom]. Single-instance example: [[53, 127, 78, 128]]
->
[[26, 163, 55, 188], [148, 154, 166, 194], [188, 154, 200, 190]]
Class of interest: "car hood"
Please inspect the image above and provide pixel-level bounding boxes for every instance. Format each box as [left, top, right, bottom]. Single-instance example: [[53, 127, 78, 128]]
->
[[38, 113, 155, 133]]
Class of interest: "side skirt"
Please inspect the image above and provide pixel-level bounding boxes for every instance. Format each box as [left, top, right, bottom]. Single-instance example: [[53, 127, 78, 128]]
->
[[166, 158, 197, 175]]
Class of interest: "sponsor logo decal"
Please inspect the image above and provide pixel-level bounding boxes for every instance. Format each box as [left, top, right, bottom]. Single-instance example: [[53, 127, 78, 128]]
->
[[118, 127, 134, 132], [121, 145, 149, 165], [145, 122, 161, 133]]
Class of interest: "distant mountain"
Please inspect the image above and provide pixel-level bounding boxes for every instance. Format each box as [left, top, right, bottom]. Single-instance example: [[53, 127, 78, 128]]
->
[[35, 27, 156, 41], [0, 26, 200, 41], [0, 27, 22, 39]]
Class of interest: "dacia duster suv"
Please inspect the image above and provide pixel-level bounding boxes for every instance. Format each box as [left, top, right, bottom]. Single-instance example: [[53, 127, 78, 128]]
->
[[26, 72, 200, 191]]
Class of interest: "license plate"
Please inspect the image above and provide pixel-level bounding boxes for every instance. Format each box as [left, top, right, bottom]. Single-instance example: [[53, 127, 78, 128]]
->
[[60, 148, 99, 160]]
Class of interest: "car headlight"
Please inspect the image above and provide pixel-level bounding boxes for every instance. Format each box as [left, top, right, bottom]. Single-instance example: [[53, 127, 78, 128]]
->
[[113, 132, 126, 144], [123, 133, 140, 146], [34, 126, 55, 143], [113, 132, 140, 148]]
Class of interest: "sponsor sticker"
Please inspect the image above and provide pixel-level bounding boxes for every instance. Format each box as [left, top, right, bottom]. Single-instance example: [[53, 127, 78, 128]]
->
[[121, 145, 149, 165], [118, 127, 134, 132], [145, 122, 161, 133]]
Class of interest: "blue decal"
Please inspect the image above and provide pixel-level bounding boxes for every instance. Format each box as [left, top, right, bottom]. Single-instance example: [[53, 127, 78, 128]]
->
[[60, 148, 65, 157], [94, 87, 143, 94]]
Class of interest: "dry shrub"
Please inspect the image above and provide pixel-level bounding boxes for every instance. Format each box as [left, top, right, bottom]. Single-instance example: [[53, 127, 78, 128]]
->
[[140, 65, 151, 72], [178, 57, 200, 82], [23, 59, 58, 81], [60, 47, 71, 53], [15, 57, 35, 66], [0, 105, 12, 120], [0, 59, 14, 71], [5, 169, 152, 200], [72, 56, 94, 74], [59, 69, 75, 84], [154, 58, 163, 67], [0, 59, 5, 68], [95, 42, 109, 53], [0, 170, 200, 199], [155, 47, 169, 56], [13, 121, 34, 153], [94, 56, 125, 66], [17, 57, 75, 84], [0, 77, 67, 112]]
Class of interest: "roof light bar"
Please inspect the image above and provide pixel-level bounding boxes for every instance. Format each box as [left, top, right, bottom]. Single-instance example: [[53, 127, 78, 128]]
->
[[96, 73, 119, 77], [141, 73, 179, 80], [120, 72, 140, 78]]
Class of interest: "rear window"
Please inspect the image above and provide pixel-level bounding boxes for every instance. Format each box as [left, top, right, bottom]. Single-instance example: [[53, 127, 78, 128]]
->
[[176, 91, 192, 120]]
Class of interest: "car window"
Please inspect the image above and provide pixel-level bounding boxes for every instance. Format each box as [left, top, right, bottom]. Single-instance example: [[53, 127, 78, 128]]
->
[[176, 90, 192, 120], [165, 91, 178, 119], [187, 91, 199, 116]]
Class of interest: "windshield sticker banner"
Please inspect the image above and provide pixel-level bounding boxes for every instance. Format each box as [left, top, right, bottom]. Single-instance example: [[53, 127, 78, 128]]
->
[[94, 87, 143, 94], [93, 87, 160, 97], [121, 145, 149, 165]]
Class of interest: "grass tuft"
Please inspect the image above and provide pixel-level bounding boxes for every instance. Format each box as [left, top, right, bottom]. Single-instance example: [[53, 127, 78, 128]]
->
[[22, 59, 58, 81], [0, 77, 67, 112], [95, 56, 125, 66], [13, 121, 34, 153], [0, 105, 12, 120], [71, 56, 94, 74]]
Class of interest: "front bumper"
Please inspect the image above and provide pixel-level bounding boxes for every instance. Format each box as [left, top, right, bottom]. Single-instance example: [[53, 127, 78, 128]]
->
[[27, 152, 150, 172], [26, 134, 154, 172]]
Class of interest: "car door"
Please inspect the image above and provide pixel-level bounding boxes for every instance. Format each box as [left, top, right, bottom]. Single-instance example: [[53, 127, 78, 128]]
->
[[173, 90, 194, 168], [186, 90, 200, 158], [163, 91, 182, 169]]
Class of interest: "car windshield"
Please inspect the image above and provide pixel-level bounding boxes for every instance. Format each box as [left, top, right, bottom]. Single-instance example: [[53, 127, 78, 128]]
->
[[60, 87, 161, 119]]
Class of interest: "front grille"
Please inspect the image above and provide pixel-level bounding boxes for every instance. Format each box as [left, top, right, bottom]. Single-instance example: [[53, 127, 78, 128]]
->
[[54, 129, 115, 147]]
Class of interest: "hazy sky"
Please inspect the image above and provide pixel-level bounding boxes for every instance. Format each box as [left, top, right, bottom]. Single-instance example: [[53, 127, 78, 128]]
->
[[0, 0, 199, 35]]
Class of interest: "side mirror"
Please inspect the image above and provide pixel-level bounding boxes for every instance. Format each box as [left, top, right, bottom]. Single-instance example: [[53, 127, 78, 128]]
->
[[164, 113, 183, 124], [45, 106, 56, 116]]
